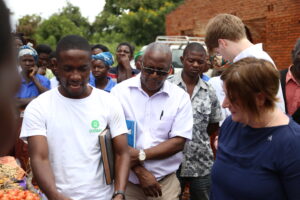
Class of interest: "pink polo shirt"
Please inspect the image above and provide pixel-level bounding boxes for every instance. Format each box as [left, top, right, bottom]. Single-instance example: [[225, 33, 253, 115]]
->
[[286, 66, 300, 115]]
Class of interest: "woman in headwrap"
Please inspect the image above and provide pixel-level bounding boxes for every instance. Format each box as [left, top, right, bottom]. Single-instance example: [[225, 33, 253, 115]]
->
[[16, 45, 50, 109], [89, 52, 117, 92]]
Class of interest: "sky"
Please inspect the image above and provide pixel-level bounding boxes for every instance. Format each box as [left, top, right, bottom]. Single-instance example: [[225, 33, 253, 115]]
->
[[4, 0, 106, 29]]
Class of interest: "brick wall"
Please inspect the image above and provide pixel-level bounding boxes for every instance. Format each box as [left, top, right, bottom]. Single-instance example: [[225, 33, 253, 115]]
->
[[166, 0, 300, 69]]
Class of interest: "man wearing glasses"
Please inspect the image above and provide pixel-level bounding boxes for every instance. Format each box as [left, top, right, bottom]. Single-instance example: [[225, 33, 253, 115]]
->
[[111, 42, 193, 200]]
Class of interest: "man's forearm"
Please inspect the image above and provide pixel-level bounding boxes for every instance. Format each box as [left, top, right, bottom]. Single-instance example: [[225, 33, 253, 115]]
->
[[144, 137, 186, 160], [132, 165, 146, 176], [112, 134, 130, 193], [30, 157, 60, 199], [114, 150, 130, 191]]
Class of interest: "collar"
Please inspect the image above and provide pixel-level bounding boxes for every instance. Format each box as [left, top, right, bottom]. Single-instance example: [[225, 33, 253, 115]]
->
[[129, 74, 171, 96], [172, 71, 208, 90], [286, 65, 300, 85], [233, 43, 263, 63]]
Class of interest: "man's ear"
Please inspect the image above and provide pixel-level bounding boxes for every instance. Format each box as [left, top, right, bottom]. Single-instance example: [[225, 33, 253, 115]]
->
[[218, 39, 227, 49], [180, 56, 184, 64]]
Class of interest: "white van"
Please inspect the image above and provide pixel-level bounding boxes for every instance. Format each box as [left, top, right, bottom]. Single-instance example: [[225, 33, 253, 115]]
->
[[155, 36, 207, 73]]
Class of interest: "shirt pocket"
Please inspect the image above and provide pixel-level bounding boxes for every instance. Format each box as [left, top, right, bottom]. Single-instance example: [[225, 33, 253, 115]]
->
[[152, 116, 174, 140]]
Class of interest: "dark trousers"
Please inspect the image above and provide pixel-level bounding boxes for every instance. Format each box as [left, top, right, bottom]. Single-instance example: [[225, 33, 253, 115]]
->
[[177, 171, 211, 200]]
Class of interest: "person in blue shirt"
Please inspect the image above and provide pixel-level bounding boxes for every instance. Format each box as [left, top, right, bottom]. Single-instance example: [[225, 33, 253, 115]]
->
[[211, 57, 300, 200], [89, 52, 116, 92], [16, 45, 50, 109]]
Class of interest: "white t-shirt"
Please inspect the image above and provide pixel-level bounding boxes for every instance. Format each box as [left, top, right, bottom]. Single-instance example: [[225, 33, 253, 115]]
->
[[50, 77, 59, 89], [111, 75, 193, 184], [20, 87, 128, 200], [209, 43, 286, 125]]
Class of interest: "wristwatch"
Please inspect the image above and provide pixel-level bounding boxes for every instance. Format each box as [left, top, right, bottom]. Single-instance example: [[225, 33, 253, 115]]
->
[[112, 190, 125, 199], [138, 149, 146, 162]]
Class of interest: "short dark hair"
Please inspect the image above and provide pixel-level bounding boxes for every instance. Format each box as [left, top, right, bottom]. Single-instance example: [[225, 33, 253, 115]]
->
[[91, 44, 109, 52], [12, 32, 26, 45], [49, 51, 56, 59], [117, 42, 135, 56], [183, 43, 206, 57], [56, 35, 90, 60], [36, 44, 52, 55], [0, 0, 12, 64]]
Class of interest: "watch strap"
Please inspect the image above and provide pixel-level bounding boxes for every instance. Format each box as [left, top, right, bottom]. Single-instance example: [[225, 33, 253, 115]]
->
[[112, 190, 126, 199]]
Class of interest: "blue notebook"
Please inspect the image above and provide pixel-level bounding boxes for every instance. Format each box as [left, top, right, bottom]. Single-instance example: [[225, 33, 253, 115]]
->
[[126, 120, 136, 148]]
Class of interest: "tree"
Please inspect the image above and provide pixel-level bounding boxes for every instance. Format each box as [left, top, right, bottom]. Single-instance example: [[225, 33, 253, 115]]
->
[[17, 14, 41, 38], [103, 0, 182, 14], [120, 2, 179, 45], [35, 15, 84, 49], [92, 0, 183, 46], [58, 2, 91, 38], [33, 3, 90, 49], [15, 0, 183, 51]]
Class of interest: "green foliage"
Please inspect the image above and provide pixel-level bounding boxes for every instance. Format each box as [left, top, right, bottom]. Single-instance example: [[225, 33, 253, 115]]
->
[[17, 14, 41, 38], [35, 15, 84, 49], [103, 0, 182, 14], [93, 0, 183, 46], [58, 2, 91, 38], [120, 2, 179, 45], [16, 0, 182, 51], [32, 2, 91, 49]]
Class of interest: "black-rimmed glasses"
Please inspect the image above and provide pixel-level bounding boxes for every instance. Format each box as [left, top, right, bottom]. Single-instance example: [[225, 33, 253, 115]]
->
[[142, 63, 170, 76]]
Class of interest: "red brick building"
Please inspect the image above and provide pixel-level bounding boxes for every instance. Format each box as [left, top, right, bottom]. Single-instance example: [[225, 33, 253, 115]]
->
[[166, 0, 300, 69]]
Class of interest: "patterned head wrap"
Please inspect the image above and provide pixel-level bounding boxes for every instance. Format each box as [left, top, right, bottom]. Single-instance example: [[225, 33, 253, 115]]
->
[[18, 45, 38, 63], [92, 52, 114, 67]]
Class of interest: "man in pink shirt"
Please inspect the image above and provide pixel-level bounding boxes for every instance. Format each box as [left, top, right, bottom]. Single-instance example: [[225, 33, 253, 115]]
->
[[280, 38, 300, 124]]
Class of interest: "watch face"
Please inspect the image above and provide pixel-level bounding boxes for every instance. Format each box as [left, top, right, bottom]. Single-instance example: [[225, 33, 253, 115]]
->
[[139, 151, 146, 161]]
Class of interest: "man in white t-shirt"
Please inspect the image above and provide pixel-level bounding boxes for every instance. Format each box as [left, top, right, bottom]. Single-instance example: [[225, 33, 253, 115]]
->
[[111, 42, 193, 200], [205, 14, 285, 124], [21, 35, 130, 200]]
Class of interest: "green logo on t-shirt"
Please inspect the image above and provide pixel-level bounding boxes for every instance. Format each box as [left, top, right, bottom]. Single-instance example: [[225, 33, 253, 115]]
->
[[91, 120, 100, 128], [89, 120, 102, 133]]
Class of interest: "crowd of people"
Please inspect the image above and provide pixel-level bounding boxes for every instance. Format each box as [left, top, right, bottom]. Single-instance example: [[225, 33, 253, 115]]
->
[[1, 0, 300, 199]]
